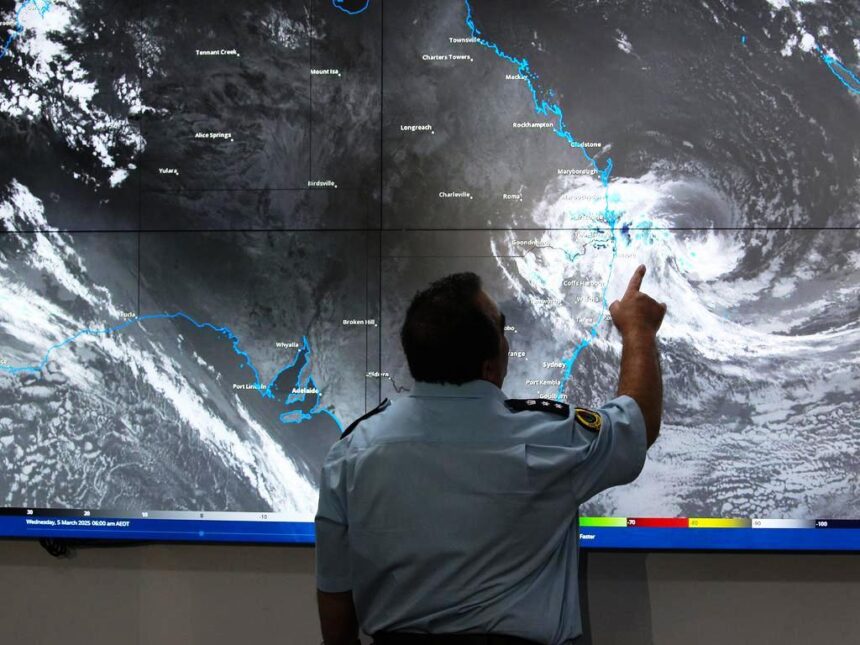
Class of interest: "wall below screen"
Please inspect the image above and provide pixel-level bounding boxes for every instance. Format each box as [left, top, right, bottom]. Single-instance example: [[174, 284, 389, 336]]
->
[[0, 541, 857, 644]]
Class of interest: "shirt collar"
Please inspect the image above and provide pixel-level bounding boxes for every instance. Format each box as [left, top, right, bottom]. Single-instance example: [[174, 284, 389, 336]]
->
[[410, 379, 507, 401]]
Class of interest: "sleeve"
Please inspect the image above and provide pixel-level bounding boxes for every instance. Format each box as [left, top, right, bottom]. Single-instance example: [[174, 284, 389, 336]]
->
[[314, 440, 353, 593], [570, 394, 648, 503]]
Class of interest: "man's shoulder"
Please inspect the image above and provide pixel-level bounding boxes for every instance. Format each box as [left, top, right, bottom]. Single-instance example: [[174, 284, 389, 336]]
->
[[337, 392, 578, 448], [498, 398, 581, 447], [503, 398, 570, 419]]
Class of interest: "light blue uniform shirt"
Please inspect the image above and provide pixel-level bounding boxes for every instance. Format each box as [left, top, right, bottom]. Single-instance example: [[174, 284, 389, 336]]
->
[[315, 380, 647, 644]]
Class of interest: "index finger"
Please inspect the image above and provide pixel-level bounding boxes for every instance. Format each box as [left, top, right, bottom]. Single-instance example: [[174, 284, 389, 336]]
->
[[625, 265, 646, 295]]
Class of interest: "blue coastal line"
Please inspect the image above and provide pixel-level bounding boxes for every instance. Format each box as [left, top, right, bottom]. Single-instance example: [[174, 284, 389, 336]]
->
[[332, 0, 371, 16], [818, 47, 860, 95], [463, 0, 619, 401], [0, 312, 342, 430], [464, 1, 613, 188], [0, 0, 51, 61]]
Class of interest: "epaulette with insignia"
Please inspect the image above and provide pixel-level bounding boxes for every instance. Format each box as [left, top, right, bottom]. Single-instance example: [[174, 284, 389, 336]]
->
[[574, 407, 602, 433], [340, 398, 390, 440], [505, 398, 569, 418]]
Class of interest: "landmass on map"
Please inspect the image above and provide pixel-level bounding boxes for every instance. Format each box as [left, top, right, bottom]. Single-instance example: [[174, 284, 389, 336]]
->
[[0, 0, 380, 514], [379, 0, 860, 520], [0, 0, 857, 523]]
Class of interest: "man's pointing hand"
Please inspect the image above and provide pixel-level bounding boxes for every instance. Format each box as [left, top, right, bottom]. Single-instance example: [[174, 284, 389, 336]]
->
[[609, 265, 667, 338]]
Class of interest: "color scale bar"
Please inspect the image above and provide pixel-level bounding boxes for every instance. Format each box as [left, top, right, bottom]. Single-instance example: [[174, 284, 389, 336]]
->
[[627, 517, 689, 528], [579, 517, 627, 528], [753, 519, 816, 529], [579, 517, 859, 530], [815, 520, 860, 529], [689, 518, 751, 529]]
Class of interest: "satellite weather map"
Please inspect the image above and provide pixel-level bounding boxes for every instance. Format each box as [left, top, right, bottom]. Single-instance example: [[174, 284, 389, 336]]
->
[[0, 0, 857, 545]]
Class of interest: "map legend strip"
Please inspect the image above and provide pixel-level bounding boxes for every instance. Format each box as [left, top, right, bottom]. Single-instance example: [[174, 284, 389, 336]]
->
[[579, 517, 627, 528], [815, 520, 860, 529], [753, 519, 816, 529], [689, 518, 751, 529], [626, 518, 689, 528]]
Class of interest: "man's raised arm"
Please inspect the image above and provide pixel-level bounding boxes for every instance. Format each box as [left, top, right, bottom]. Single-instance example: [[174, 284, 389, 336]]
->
[[608, 265, 666, 446]]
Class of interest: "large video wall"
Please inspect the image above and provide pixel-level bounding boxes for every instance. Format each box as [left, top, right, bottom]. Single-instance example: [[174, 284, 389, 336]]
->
[[0, 0, 857, 549]]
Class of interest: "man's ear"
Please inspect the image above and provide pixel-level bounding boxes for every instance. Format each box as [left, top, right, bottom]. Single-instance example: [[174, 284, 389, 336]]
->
[[481, 359, 492, 381], [481, 358, 501, 386]]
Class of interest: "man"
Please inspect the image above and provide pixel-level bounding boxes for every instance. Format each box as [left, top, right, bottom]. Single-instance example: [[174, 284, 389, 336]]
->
[[316, 266, 666, 645]]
